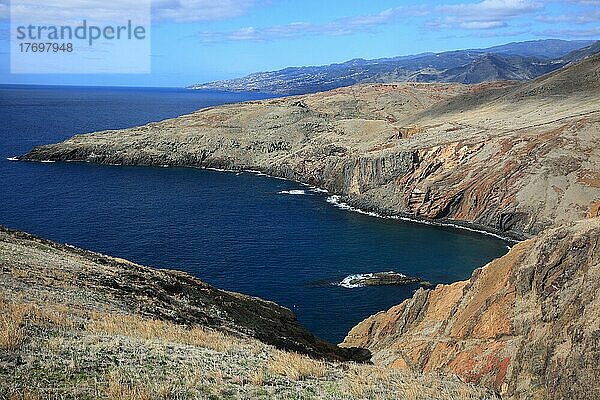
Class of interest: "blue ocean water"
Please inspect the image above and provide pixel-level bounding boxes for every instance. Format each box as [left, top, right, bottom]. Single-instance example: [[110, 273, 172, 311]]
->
[[0, 85, 509, 343]]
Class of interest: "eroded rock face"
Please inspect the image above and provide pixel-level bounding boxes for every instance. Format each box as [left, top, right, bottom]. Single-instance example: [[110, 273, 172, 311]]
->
[[341, 218, 600, 399]]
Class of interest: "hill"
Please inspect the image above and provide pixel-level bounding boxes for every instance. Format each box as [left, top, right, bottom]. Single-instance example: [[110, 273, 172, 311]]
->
[[0, 226, 498, 399]]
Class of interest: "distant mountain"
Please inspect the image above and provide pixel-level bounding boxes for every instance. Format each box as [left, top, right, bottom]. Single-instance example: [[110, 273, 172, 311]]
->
[[558, 40, 600, 64], [189, 39, 597, 95], [474, 39, 594, 59]]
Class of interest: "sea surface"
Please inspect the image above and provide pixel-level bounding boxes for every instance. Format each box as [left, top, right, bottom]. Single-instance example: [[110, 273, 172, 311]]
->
[[0, 85, 509, 343]]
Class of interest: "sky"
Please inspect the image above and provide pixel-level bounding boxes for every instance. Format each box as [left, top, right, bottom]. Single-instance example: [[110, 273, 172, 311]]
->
[[0, 0, 598, 87]]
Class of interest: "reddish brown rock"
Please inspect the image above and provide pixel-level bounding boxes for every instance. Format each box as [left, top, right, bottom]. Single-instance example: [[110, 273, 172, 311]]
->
[[342, 218, 600, 399]]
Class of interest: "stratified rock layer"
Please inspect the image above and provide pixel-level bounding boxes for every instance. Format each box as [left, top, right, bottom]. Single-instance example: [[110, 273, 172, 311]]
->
[[342, 218, 600, 399]]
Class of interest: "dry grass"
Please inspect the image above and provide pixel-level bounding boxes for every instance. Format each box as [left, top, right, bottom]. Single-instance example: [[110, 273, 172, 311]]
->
[[0, 297, 27, 350], [249, 369, 267, 386], [267, 351, 329, 381], [343, 364, 397, 398], [105, 370, 152, 400], [87, 312, 234, 351], [0, 295, 80, 351], [6, 390, 43, 400], [342, 363, 496, 400]]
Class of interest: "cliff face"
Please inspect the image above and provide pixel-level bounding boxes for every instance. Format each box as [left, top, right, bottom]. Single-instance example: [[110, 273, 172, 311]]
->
[[342, 217, 600, 399], [21, 54, 600, 239]]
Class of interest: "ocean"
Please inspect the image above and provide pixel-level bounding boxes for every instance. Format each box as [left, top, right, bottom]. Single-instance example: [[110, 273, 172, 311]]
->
[[0, 85, 509, 343]]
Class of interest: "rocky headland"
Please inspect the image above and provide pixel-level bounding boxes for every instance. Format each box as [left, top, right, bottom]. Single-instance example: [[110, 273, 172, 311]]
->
[[13, 52, 600, 398], [21, 54, 600, 240]]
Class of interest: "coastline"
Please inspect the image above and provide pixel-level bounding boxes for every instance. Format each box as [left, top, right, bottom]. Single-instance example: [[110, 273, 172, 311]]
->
[[14, 156, 520, 244]]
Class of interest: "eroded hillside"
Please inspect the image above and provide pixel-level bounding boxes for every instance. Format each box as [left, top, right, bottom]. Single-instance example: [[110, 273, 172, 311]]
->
[[342, 217, 600, 399]]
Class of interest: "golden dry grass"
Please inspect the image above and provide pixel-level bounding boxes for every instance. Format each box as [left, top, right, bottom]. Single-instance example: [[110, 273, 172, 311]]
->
[[6, 390, 43, 400], [105, 370, 152, 400], [0, 295, 79, 351], [267, 351, 329, 381], [86, 312, 234, 351], [0, 297, 27, 350]]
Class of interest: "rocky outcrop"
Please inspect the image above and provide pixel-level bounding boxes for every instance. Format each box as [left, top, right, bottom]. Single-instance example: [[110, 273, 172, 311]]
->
[[0, 226, 367, 362], [337, 271, 432, 288], [341, 217, 600, 399]]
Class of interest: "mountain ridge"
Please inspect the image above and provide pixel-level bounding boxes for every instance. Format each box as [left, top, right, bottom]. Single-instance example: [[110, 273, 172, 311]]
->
[[188, 39, 596, 95]]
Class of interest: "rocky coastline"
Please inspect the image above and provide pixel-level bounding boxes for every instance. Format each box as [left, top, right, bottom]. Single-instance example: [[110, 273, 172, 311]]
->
[[10, 53, 600, 398]]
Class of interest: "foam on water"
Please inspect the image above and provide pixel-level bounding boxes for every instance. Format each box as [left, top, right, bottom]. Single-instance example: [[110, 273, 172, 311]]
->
[[326, 195, 515, 243], [278, 189, 308, 195]]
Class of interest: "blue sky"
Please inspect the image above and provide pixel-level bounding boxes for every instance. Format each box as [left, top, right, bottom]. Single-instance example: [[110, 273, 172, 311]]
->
[[0, 0, 599, 87]]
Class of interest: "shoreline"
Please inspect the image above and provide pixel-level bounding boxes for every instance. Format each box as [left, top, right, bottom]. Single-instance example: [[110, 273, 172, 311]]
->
[[13, 156, 521, 244]]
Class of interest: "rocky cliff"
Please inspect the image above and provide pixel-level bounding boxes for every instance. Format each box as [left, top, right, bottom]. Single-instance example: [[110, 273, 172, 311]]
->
[[21, 54, 600, 240], [342, 217, 600, 399]]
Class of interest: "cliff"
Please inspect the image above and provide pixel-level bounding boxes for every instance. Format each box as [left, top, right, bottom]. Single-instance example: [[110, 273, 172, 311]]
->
[[342, 217, 600, 399], [0, 226, 496, 399], [20, 54, 600, 239]]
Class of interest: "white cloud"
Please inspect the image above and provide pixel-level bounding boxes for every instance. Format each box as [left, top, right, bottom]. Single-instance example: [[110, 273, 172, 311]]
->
[[196, 5, 430, 42], [195, 0, 547, 42], [153, 0, 260, 23], [1, 0, 263, 24], [8, 0, 150, 25], [540, 26, 600, 37], [537, 9, 600, 24], [460, 21, 508, 29], [429, 0, 542, 30]]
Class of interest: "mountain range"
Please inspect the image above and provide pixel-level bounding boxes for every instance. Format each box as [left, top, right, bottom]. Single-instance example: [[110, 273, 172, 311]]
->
[[188, 39, 599, 94]]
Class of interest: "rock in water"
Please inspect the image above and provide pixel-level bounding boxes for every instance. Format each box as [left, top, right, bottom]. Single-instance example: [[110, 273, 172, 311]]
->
[[338, 271, 432, 288]]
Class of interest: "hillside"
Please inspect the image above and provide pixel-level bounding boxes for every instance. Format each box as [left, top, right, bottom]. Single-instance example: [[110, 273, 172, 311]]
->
[[342, 217, 600, 399], [188, 39, 595, 95], [22, 54, 600, 239], [0, 226, 497, 399]]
